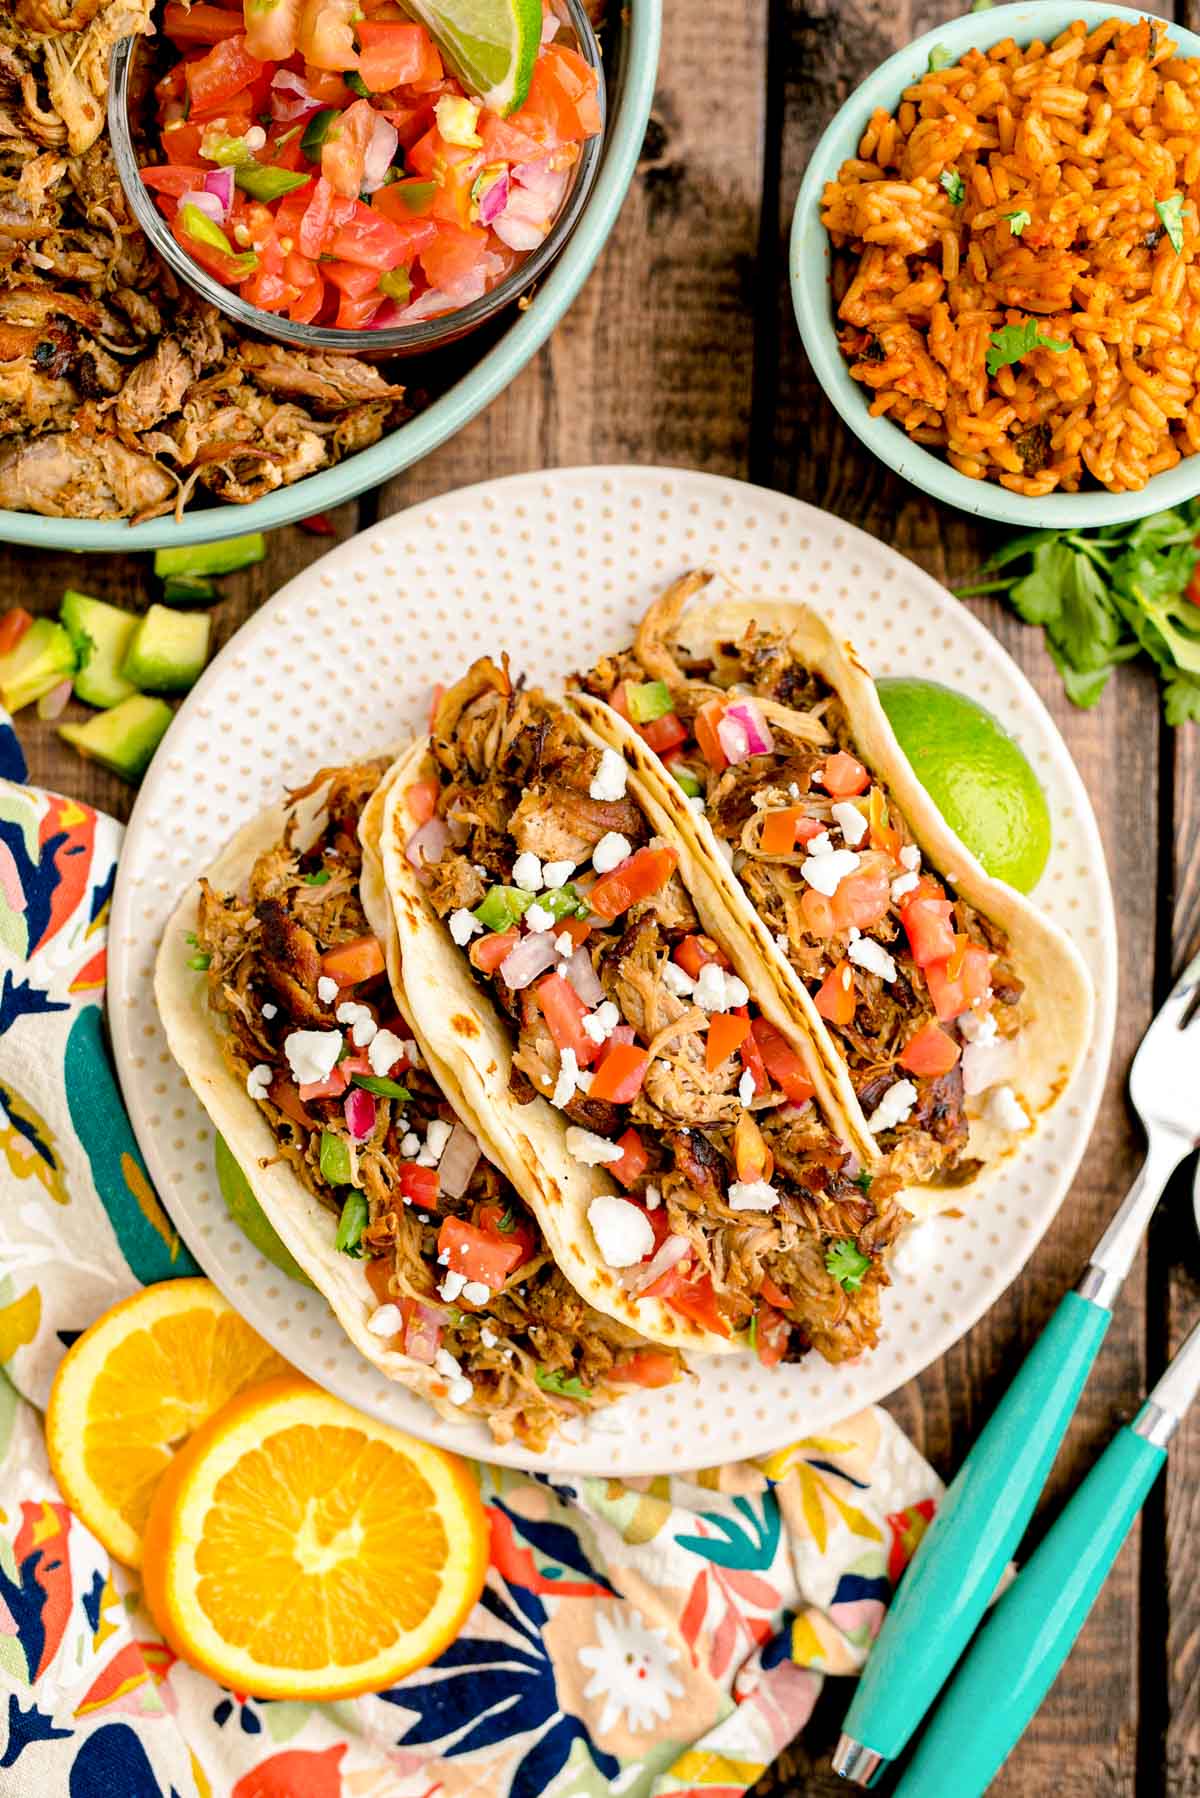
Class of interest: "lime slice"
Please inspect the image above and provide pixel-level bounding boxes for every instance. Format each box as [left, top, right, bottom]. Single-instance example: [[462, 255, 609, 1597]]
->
[[402, 0, 543, 115], [214, 1134, 312, 1285], [876, 677, 1052, 895]]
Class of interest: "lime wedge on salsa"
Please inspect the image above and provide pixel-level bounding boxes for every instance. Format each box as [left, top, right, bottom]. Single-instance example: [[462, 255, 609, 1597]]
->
[[402, 0, 543, 114], [876, 677, 1052, 895]]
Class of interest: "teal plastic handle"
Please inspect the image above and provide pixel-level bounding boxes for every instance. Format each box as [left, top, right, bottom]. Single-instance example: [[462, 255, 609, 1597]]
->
[[893, 1422, 1166, 1798], [842, 1289, 1111, 1764]]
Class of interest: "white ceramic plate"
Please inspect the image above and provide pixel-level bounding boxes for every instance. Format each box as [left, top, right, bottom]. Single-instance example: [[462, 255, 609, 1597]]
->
[[108, 467, 1117, 1474]]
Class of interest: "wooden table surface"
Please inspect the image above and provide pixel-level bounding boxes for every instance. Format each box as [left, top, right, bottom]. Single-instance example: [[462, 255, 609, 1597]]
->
[[10, 0, 1200, 1789]]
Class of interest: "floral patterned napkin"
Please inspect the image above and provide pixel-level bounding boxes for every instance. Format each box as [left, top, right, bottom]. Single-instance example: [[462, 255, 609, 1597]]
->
[[0, 733, 940, 1798]]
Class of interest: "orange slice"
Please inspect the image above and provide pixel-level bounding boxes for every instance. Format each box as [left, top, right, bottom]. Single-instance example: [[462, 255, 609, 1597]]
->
[[140, 1375, 489, 1699], [46, 1278, 290, 1568]]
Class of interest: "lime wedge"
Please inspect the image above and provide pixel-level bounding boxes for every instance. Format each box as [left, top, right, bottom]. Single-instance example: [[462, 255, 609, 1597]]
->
[[402, 0, 543, 115]]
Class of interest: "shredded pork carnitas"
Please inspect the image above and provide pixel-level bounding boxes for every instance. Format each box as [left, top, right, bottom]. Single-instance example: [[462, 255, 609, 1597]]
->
[[420, 662, 907, 1365], [0, 0, 405, 518], [576, 578, 1028, 1190], [194, 759, 678, 1450]]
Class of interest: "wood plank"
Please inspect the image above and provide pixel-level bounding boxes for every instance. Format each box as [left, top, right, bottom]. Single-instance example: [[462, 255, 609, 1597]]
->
[[375, 0, 768, 513], [755, 0, 1168, 1788]]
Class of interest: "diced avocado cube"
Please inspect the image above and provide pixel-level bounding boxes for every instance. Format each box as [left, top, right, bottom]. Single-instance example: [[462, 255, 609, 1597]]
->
[[59, 694, 173, 783], [60, 590, 139, 709], [153, 532, 265, 579], [120, 605, 212, 694], [0, 617, 77, 713], [161, 575, 217, 607]]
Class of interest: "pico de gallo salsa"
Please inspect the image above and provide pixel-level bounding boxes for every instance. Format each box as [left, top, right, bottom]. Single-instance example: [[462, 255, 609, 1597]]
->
[[140, 1, 602, 329]]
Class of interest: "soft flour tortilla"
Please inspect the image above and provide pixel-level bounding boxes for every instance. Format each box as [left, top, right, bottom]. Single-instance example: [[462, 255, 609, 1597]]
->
[[377, 721, 871, 1355], [154, 768, 486, 1428], [572, 588, 1095, 1221]]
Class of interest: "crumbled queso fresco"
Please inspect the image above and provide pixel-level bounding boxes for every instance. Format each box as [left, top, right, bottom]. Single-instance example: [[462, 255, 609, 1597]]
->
[[866, 1078, 918, 1133], [566, 1126, 625, 1166], [246, 1063, 272, 1101], [283, 1028, 342, 1086], [588, 1193, 655, 1267], [592, 830, 632, 873], [589, 747, 628, 802], [727, 1179, 779, 1212]]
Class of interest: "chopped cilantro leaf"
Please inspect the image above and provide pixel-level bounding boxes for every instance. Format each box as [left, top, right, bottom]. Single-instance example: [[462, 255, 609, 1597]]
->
[[335, 1191, 367, 1256], [535, 1366, 591, 1399], [985, 317, 1070, 375], [940, 167, 965, 205], [825, 1239, 872, 1293], [1156, 195, 1185, 254], [187, 952, 211, 971], [350, 1074, 411, 1101], [854, 1170, 874, 1194], [185, 930, 197, 945], [302, 868, 332, 886], [1003, 209, 1031, 237], [927, 43, 954, 71]]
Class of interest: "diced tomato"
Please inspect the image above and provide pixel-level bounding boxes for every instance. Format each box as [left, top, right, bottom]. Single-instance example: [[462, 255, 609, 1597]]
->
[[901, 895, 958, 968], [356, 20, 442, 91], [652, 1265, 731, 1338], [0, 609, 32, 655], [831, 860, 891, 932], [437, 1215, 525, 1288], [737, 1006, 768, 1096], [269, 1079, 316, 1126], [705, 1010, 751, 1072], [554, 915, 592, 950], [169, 218, 255, 286], [479, 105, 556, 164], [589, 1042, 650, 1104], [470, 928, 519, 973], [141, 164, 208, 197], [163, 0, 245, 42], [406, 778, 440, 826], [733, 1109, 773, 1183], [323, 258, 380, 299], [297, 176, 354, 258], [760, 807, 822, 855], [420, 221, 489, 287], [372, 178, 438, 227], [819, 751, 870, 798], [184, 35, 263, 112], [399, 1162, 439, 1207], [518, 42, 601, 141], [332, 201, 436, 269], [240, 264, 294, 312], [320, 934, 385, 987], [405, 123, 441, 178], [336, 284, 381, 331], [475, 1202, 536, 1269], [535, 971, 600, 1067], [640, 712, 689, 756], [899, 1020, 962, 1076], [590, 845, 679, 922], [694, 697, 728, 771], [815, 959, 856, 1027], [609, 1126, 650, 1190], [674, 933, 730, 980], [759, 1272, 790, 1310], [751, 1018, 815, 1105], [288, 273, 324, 322], [614, 1348, 677, 1388], [755, 1304, 790, 1368], [159, 120, 207, 163], [298, 0, 357, 68], [264, 127, 309, 172], [320, 97, 376, 199], [924, 943, 991, 1022], [297, 1063, 350, 1102]]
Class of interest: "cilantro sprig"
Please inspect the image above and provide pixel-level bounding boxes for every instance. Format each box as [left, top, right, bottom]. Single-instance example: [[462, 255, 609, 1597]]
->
[[959, 501, 1200, 721], [1003, 209, 1031, 237], [985, 317, 1070, 376], [825, 1239, 872, 1293], [1156, 194, 1185, 254], [940, 168, 964, 205]]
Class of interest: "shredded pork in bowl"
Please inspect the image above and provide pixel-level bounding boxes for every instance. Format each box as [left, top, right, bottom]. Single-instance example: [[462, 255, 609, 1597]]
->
[[0, 0, 638, 531]]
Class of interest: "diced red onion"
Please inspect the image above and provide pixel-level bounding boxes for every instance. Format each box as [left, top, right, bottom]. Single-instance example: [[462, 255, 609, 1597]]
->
[[500, 931, 560, 990], [724, 699, 775, 757], [343, 1086, 376, 1141], [270, 69, 320, 122], [367, 301, 403, 330], [445, 810, 472, 847], [541, 6, 560, 41], [512, 159, 569, 205], [203, 167, 235, 219], [627, 1233, 691, 1294], [36, 678, 72, 721], [494, 180, 553, 252], [716, 712, 750, 765], [563, 944, 604, 1007], [180, 189, 224, 226], [403, 1303, 442, 1365], [475, 166, 509, 225], [362, 115, 399, 193], [608, 1024, 636, 1049], [406, 815, 449, 871], [438, 1121, 481, 1199]]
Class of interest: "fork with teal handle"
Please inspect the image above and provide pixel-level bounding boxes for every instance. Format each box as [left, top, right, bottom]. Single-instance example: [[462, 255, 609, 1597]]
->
[[833, 951, 1200, 1788]]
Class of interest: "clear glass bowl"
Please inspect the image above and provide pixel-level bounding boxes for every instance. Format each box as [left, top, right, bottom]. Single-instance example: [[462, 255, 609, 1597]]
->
[[108, 0, 605, 355]]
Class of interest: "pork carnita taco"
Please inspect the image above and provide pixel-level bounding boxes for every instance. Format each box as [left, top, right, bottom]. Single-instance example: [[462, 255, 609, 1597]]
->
[[154, 760, 683, 1451], [378, 662, 910, 1368], [571, 573, 1094, 1217]]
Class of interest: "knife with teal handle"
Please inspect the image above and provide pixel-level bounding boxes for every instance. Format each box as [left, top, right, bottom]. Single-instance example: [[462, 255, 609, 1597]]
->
[[834, 950, 1200, 1787], [892, 1315, 1200, 1798]]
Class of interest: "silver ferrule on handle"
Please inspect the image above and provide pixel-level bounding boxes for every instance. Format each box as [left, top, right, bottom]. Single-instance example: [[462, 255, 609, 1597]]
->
[[1076, 1131, 1192, 1310], [832, 1737, 886, 1785], [1132, 1317, 1200, 1448]]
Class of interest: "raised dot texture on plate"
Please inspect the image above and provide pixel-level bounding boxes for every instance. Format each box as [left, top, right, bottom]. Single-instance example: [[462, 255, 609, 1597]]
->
[[107, 467, 1116, 1476]]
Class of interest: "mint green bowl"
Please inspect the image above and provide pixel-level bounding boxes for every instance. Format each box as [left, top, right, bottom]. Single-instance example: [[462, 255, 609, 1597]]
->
[[791, 2, 1200, 528], [1, 2, 660, 551]]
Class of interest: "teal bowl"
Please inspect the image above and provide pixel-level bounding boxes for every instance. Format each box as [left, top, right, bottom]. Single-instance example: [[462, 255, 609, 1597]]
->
[[791, 1, 1200, 528], [0, 1, 660, 551]]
